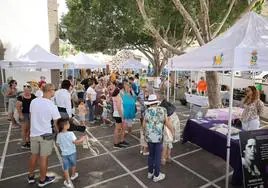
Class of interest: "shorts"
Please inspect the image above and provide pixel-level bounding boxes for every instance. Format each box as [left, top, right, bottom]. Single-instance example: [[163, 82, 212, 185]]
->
[[62, 152, 77, 171], [78, 115, 85, 121], [8, 98, 16, 113], [23, 113, 30, 123], [30, 136, 53, 156], [113, 116, 122, 124], [125, 119, 133, 127], [163, 142, 173, 149], [102, 111, 108, 119]]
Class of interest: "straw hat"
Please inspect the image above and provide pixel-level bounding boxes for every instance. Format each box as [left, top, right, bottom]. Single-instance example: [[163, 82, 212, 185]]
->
[[144, 94, 161, 106]]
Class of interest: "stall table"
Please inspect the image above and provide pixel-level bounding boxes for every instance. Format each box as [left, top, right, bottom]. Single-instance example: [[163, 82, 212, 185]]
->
[[182, 119, 242, 186]]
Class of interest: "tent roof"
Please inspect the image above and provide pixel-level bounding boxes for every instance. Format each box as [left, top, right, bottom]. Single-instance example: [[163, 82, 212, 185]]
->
[[169, 12, 268, 71], [119, 58, 147, 69], [67, 53, 106, 69], [0, 44, 66, 69]]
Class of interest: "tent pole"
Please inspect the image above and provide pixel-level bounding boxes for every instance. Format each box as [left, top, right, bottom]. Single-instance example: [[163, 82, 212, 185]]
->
[[167, 68, 170, 101], [225, 71, 234, 188], [253, 70, 256, 85], [174, 70, 176, 102], [190, 71, 192, 94]]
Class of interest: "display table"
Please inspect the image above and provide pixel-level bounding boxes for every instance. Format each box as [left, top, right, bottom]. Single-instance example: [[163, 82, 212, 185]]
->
[[182, 119, 242, 185], [205, 107, 243, 120], [185, 93, 209, 107]]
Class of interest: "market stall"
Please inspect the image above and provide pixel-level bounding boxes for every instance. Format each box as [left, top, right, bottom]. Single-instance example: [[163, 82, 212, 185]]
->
[[119, 58, 147, 70], [168, 12, 268, 187], [67, 52, 106, 69], [0, 44, 71, 89]]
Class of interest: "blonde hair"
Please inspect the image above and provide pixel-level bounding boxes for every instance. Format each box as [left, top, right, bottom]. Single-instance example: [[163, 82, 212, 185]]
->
[[42, 83, 55, 93]]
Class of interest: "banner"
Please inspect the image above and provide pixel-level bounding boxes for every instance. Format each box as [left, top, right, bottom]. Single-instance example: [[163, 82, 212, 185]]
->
[[239, 129, 268, 188]]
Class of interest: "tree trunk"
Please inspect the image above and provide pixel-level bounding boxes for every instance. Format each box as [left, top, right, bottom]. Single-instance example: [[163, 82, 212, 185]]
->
[[206, 71, 221, 108]]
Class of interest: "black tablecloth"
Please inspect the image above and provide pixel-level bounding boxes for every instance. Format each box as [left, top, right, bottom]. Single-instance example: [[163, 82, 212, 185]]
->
[[182, 119, 242, 185]]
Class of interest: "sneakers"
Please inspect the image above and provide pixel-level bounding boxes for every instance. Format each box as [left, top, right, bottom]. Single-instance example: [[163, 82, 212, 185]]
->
[[27, 175, 35, 184], [38, 176, 56, 187], [143, 152, 149, 156], [70, 172, 79, 181], [153, 173, 166, 182], [21, 142, 31, 149], [147, 172, 154, 179], [64, 180, 73, 188], [113, 143, 125, 149], [120, 141, 130, 147]]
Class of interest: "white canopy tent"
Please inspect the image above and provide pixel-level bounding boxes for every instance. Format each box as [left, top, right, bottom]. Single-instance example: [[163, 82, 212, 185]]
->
[[119, 58, 147, 70], [168, 12, 268, 188], [0, 44, 67, 69], [67, 52, 106, 69]]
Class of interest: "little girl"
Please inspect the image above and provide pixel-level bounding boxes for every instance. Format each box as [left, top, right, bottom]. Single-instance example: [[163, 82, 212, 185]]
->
[[78, 99, 87, 126], [56, 118, 85, 188], [98, 95, 112, 126]]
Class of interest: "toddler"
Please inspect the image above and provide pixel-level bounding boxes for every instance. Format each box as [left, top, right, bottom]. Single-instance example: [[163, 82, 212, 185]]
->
[[78, 99, 87, 126], [56, 118, 85, 188], [98, 95, 112, 126]]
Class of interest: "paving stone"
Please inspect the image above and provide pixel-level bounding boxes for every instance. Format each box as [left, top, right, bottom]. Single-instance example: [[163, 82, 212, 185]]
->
[[90, 175, 143, 188], [175, 149, 232, 181], [134, 165, 207, 188]]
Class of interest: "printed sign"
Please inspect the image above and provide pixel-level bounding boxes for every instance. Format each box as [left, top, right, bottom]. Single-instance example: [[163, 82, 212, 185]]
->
[[239, 129, 268, 188]]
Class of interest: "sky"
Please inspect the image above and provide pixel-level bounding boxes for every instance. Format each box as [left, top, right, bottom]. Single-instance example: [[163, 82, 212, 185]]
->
[[58, 0, 68, 21]]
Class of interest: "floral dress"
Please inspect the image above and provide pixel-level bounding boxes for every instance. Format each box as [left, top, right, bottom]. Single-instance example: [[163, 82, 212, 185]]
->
[[144, 106, 167, 143]]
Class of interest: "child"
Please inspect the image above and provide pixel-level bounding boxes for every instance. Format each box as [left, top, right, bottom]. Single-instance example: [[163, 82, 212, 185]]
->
[[98, 95, 112, 126], [78, 99, 87, 126], [56, 118, 85, 188]]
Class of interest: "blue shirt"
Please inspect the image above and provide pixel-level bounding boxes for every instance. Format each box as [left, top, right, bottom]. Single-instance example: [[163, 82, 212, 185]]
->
[[56, 132, 77, 156], [122, 92, 137, 119]]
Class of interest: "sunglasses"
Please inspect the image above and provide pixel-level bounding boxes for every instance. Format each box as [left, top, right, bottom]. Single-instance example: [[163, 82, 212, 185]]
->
[[23, 85, 31, 88], [13, 82, 17, 85]]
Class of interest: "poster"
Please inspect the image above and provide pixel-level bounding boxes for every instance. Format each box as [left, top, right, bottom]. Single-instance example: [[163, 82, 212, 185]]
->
[[239, 130, 268, 188]]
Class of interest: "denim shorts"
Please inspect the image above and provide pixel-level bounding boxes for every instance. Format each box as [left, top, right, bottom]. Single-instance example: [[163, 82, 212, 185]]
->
[[62, 152, 77, 171]]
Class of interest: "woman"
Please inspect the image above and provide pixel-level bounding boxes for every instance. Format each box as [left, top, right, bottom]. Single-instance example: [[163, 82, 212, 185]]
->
[[112, 87, 128, 148], [122, 82, 137, 136], [241, 86, 264, 130], [7, 80, 18, 127], [143, 94, 174, 182], [95, 77, 106, 119], [16, 84, 36, 149], [55, 80, 72, 119], [86, 80, 97, 123]]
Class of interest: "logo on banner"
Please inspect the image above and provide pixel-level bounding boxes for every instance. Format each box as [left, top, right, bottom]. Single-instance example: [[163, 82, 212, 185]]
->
[[213, 53, 223, 66], [249, 50, 258, 67]]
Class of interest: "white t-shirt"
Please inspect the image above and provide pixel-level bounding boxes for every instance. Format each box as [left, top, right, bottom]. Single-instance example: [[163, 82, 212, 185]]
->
[[86, 87, 97, 101], [56, 131, 77, 156], [30, 97, 61, 137], [35, 89, 43, 98], [55, 89, 72, 118]]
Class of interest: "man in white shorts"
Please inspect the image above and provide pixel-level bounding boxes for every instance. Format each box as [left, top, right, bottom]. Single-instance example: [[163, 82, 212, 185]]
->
[[28, 84, 61, 187]]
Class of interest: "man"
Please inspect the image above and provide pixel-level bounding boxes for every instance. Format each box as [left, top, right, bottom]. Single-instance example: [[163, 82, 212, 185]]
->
[[242, 138, 260, 177], [28, 84, 61, 187], [129, 77, 139, 96]]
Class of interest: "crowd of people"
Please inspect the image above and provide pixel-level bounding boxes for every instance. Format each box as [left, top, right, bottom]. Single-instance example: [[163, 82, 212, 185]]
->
[[1, 70, 264, 187], [1, 71, 181, 187]]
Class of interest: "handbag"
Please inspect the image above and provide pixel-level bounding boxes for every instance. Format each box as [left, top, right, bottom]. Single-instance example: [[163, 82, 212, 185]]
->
[[164, 126, 173, 143]]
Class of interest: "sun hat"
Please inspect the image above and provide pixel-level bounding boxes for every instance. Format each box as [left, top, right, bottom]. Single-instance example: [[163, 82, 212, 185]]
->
[[144, 94, 161, 106]]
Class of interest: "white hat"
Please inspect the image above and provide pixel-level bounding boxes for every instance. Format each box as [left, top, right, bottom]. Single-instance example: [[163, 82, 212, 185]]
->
[[144, 94, 160, 106]]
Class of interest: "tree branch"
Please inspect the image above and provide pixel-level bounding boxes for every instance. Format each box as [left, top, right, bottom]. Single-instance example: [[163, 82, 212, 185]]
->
[[199, 0, 211, 42], [136, 0, 183, 55], [212, 0, 236, 38], [172, 0, 205, 46]]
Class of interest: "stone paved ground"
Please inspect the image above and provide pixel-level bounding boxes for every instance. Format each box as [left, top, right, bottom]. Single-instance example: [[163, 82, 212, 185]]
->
[[0, 101, 268, 188]]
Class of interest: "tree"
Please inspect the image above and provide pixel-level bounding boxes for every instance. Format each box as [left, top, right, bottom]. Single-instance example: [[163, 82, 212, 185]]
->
[[60, 0, 193, 76], [136, 0, 263, 108]]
